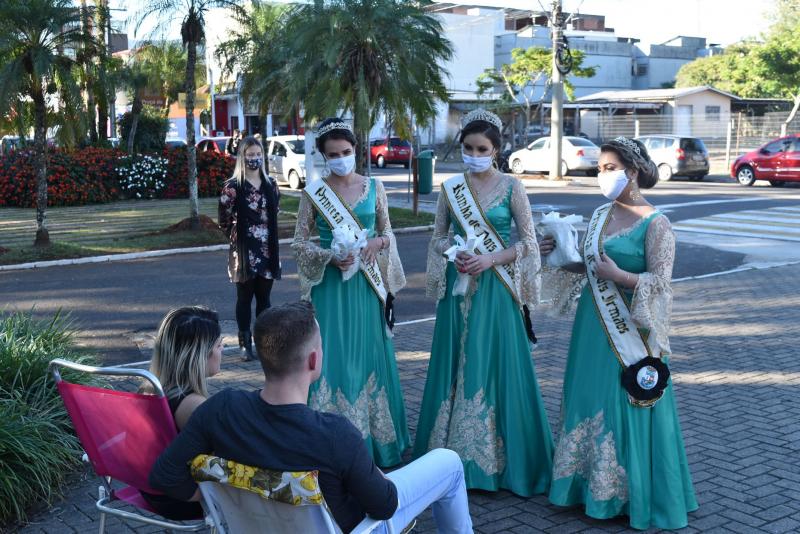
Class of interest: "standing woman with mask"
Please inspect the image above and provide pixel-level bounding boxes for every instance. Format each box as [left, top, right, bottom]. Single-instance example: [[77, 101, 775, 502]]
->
[[540, 137, 696, 529], [219, 136, 281, 361], [292, 118, 410, 467], [414, 109, 553, 496]]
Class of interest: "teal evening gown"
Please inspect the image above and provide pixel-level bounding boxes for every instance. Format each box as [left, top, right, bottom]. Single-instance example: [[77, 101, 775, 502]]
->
[[414, 174, 554, 496], [292, 177, 410, 467], [547, 207, 698, 530]]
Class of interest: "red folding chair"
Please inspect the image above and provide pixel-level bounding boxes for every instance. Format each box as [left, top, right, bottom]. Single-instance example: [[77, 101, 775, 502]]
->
[[49, 358, 211, 533]]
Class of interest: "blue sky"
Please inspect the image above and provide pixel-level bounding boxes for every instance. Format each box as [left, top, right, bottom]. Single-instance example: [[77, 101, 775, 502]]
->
[[119, 0, 775, 49]]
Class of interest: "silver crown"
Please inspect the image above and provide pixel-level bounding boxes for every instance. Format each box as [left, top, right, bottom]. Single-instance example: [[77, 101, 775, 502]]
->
[[612, 136, 642, 157], [462, 108, 502, 130], [316, 121, 353, 137]]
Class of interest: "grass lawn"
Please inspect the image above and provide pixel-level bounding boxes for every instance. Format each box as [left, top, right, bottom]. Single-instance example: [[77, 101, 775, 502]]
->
[[0, 195, 433, 266]]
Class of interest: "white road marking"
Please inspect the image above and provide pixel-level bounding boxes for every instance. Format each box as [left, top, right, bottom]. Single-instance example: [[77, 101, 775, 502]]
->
[[655, 198, 766, 210], [674, 206, 800, 243]]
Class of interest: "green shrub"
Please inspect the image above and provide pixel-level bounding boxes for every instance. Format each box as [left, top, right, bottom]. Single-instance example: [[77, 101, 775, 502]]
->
[[0, 311, 101, 525], [118, 106, 169, 154]]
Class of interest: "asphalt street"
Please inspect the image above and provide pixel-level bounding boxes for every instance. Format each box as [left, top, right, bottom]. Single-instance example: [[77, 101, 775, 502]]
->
[[1, 168, 796, 365]]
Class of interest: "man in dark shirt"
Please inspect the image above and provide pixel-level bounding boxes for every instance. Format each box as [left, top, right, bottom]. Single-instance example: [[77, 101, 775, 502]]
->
[[150, 301, 472, 533]]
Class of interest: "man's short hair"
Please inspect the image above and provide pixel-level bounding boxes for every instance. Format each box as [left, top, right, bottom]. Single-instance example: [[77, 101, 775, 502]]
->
[[254, 301, 318, 377]]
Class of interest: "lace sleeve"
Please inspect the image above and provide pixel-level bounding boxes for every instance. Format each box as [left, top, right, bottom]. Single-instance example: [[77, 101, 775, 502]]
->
[[425, 189, 453, 300], [538, 230, 587, 316], [291, 193, 334, 300], [374, 179, 406, 295], [509, 177, 541, 309], [631, 214, 675, 355]]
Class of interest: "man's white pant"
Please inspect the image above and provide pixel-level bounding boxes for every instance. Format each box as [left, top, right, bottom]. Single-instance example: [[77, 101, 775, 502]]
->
[[381, 448, 473, 534]]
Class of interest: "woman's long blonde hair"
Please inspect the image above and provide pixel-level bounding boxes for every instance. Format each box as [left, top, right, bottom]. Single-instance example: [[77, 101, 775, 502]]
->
[[149, 306, 221, 399], [230, 135, 268, 186]]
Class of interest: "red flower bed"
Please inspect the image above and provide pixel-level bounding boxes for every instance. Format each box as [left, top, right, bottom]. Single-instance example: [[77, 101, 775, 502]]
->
[[162, 147, 235, 199], [0, 146, 235, 207], [0, 148, 121, 208]]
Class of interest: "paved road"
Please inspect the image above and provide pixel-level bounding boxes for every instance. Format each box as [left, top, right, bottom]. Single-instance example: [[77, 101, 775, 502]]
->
[[1, 172, 796, 365], [18, 262, 800, 533]]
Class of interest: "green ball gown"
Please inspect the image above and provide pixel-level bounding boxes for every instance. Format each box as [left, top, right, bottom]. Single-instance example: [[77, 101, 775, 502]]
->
[[545, 206, 698, 530], [292, 176, 410, 467], [413, 174, 554, 496]]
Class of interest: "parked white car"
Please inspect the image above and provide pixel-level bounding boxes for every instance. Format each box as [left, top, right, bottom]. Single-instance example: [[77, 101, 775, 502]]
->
[[508, 136, 601, 176], [265, 135, 325, 189]]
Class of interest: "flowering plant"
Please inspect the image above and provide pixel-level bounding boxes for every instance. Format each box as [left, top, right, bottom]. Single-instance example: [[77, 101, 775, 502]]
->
[[116, 154, 168, 199]]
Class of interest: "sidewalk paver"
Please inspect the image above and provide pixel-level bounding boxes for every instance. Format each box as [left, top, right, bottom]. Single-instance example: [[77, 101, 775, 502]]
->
[[15, 264, 800, 533]]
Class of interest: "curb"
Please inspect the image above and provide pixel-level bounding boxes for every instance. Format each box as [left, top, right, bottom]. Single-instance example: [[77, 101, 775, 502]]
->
[[0, 225, 436, 272]]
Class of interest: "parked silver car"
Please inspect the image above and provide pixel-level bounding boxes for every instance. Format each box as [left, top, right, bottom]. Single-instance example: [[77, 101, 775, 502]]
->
[[265, 135, 326, 189], [636, 135, 709, 181]]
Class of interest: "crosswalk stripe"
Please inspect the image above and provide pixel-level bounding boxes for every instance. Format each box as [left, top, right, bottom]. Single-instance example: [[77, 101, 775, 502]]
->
[[674, 206, 800, 243]]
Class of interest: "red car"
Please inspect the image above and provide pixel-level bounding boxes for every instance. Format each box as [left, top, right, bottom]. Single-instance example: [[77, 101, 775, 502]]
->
[[370, 137, 412, 168], [731, 134, 800, 187]]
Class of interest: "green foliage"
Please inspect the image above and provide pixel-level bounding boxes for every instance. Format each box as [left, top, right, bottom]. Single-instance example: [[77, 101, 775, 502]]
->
[[675, 43, 781, 98], [478, 46, 597, 102], [677, 1, 800, 102], [222, 0, 453, 159], [118, 106, 169, 153], [0, 311, 100, 524]]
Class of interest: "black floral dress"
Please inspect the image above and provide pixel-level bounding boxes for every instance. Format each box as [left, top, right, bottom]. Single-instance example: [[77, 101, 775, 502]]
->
[[218, 176, 281, 283]]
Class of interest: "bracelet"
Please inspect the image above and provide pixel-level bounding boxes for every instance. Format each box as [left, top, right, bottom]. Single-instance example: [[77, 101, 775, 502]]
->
[[491, 254, 497, 266]]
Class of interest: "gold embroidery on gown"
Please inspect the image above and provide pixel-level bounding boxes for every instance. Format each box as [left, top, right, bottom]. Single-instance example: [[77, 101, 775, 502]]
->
[[552, 411, 628, 502], [309, 373, 397, 446]]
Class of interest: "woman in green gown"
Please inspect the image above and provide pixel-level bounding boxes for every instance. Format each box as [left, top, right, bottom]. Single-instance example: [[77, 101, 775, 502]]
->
[[540, 137, 697, 530], [292, 118, 410, 467], [414, 109, 553, 496]]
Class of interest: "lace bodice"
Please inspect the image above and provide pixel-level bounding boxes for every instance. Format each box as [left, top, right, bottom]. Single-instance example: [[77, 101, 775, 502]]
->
[[292, 177, 406, 300], [426, 174, 541, 310], [541, 207, 676, 355]]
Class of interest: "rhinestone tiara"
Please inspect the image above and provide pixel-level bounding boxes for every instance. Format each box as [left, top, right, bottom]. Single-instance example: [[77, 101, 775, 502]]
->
[[316, 121, 353, 137], [462, 108, 502, 130], [612, 136, 642, 157]]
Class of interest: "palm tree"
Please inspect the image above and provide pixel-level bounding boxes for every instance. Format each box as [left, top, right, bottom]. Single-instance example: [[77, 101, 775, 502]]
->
[[0, 0, 85, 246], [136, 0, 243, 229], [122, 59, 152, 154], [138, 40, 190, 116], [94, 0, 110, 140], [224, 0, 453, 173]]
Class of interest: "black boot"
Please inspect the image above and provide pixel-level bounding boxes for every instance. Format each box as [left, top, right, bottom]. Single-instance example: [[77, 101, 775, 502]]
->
[[238, 331, 255, 362]]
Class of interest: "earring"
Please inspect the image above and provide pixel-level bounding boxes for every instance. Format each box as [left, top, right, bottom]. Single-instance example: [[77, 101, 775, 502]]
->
[[629, 181, 641, 201]]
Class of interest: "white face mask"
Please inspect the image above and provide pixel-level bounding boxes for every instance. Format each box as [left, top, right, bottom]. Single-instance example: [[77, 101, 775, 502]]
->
[[598, 169, 630, 200], [327, 154, 356, 177], [462, 151, 494, 173]]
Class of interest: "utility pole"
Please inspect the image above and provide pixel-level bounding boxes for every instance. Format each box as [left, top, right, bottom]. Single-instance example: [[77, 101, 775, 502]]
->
[[549, 0, 564, 180]]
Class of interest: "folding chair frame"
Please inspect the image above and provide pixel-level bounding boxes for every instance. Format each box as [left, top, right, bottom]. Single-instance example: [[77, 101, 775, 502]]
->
[[50, 358, 212, 533]]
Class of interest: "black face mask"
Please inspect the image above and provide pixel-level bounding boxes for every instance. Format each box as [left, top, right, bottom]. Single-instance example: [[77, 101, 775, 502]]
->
[[245, 158, 262, 170]]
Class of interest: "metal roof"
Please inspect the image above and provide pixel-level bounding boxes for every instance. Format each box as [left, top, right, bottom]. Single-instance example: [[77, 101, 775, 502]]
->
[[576, 86, 740, 103]]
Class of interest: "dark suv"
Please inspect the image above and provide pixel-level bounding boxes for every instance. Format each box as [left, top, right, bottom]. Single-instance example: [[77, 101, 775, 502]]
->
[[636, 135, 709, 181]]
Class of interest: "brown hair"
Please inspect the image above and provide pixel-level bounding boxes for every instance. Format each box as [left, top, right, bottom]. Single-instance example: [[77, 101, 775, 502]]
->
[[600, 137, 659, 189], [254, 301, 318, 378]]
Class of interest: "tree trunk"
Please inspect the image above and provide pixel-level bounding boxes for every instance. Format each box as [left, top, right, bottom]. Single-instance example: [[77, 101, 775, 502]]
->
[[782, 94, 800, 137], [186, 40, 200, 229], [95, 0, 109, 140], [128, 93, 142, 154], [352, 109, 367, 176], [80, 0, 97, 144], [33, 89, 50, 247]]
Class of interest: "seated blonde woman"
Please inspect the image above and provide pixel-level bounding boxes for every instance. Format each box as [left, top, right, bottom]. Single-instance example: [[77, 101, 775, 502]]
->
[[140, 306, 223, 519]]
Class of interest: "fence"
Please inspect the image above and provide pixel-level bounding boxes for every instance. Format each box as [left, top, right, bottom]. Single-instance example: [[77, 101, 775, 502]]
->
[[579, 112, 800, 174]]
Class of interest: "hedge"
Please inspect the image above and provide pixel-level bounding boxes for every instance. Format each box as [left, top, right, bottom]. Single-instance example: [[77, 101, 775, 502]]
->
[[0, 147, 235, 207]]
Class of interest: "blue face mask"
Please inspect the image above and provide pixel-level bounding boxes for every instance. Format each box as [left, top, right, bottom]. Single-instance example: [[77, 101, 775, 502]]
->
[[328, 154, 356, 176], [462, 151, 494, 173], [245, 157, 262, 170]]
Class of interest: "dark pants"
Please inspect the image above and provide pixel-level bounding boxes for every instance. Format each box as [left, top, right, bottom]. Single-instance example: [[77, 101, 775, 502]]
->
[[235, 276, 274, 331]]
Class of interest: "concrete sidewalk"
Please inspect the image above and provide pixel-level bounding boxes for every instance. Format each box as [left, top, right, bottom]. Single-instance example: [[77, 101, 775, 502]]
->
[[17, 264, 800, 533]]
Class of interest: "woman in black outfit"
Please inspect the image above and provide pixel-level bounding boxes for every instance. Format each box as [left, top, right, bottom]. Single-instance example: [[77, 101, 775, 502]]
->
[[140, 305, 223, 519], [219, 136, 282, 360]]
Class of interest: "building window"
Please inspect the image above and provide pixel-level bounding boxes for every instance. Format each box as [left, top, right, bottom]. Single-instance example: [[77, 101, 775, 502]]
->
[[705, 106, 721, 121], [636, 64, 648, 77]]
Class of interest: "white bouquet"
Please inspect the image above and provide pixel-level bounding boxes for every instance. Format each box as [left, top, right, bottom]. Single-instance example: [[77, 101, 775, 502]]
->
[[538, 211, 583, 268], [331, 225, 368, 281], [443, 230, 478, 296]]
